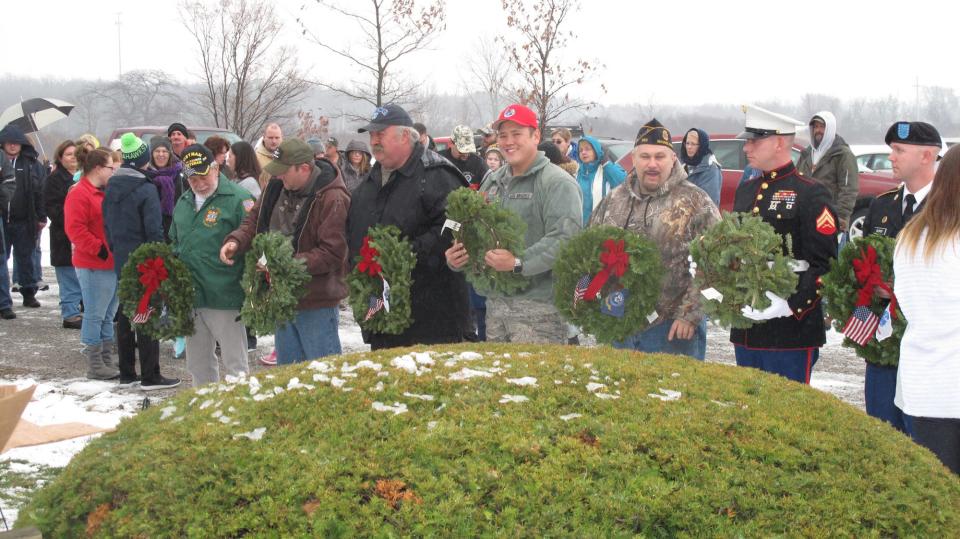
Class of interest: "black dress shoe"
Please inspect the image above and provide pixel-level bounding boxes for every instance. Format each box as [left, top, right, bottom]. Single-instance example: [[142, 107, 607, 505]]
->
[[0, 309, 15, 320], [23, 297, 40, 308], [63, 316, 83, 329]]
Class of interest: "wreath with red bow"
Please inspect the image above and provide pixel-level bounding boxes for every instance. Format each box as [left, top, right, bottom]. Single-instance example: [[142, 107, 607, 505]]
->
[[117, 242, 195, 340], [347, 225, 415, 334], [552, 225, 663, 343], [821, 235, 905, 366]]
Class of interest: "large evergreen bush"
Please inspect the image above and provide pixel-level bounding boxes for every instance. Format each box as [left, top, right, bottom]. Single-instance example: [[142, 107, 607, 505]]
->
[[19, 344, 960, 537]]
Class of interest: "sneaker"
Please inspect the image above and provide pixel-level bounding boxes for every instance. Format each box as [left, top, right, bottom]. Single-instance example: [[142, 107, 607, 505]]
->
[[141, 377, 181, 391], [0, 309, 15, 320], [10, 284, 19, 294], [173, 336, 186, 359], [258, 350, 277, 366], [118, 376, 141, 388], [62, 316, 83, 329]]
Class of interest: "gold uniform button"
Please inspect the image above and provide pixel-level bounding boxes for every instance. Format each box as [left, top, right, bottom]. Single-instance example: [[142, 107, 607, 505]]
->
[[807, 299, 812, 305], [761, 182, 769, 189], [756, 194, 763, 201], [770, 171, 778, 179], [752, 207, 760, 214], [777, 214, 782, 219], [796, 308, 802, 313], [881, 216, 888, 223]]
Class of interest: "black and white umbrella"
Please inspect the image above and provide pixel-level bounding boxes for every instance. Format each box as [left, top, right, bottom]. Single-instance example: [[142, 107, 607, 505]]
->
[[0, 97, 74, 134]]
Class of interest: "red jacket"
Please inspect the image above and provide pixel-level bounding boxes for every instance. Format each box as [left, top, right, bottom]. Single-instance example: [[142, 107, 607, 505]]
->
[[64, 177, 114, 270]]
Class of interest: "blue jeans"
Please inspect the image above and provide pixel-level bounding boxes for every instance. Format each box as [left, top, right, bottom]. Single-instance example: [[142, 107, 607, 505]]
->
[[275, 307, 341, 364], [0, 224, 10, 310], [75, 268, 118, 346], [3, 220, 38, 292], [613, 318, 707, 360], [54, 266, 83, 320], [735, 346, 818, 384], [865, 362, 913, 435]]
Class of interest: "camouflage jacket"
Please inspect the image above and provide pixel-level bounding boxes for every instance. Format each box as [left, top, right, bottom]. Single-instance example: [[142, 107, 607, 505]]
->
[[589, 161, 720, 324]]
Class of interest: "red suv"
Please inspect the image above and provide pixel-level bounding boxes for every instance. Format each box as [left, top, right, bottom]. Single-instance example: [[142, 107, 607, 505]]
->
[[617, 134, 898, 237]]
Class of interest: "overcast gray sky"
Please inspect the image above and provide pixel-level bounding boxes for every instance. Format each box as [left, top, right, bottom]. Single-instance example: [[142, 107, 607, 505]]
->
[[1, 0, 956, 108]]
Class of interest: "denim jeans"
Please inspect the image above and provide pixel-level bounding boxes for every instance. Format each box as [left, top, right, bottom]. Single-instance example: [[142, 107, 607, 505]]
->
[[612, 318, 707, 360], [54, 266, 83, 319], [0, 224, 10, 310], [3, 220, 38, 293], [275, 306, 341, 364], [75, 268, 119, 346], [13, 242, 42, 288]]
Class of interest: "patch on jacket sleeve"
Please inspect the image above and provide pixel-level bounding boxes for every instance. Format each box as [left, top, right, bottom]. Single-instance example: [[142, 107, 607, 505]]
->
[[242, 199, 255, 212], [815, 207, 836, 235]]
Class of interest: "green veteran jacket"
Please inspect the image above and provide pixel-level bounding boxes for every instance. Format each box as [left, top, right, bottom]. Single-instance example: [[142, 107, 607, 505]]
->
[[479, 153, 583, 302], [170, 179, 254, 310]]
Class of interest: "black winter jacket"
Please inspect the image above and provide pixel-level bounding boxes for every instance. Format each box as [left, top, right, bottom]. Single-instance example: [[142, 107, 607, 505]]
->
[[42, 167, 76, 266], [102, 166, 165, 277], [346, 143, 470, 349], [0, 124, 46, 225]]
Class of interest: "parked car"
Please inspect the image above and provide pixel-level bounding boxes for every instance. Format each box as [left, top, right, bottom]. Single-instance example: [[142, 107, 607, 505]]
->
[[107, 126, 243, 150], [850, 144, 893, 174], [616, 134, 899, 237]]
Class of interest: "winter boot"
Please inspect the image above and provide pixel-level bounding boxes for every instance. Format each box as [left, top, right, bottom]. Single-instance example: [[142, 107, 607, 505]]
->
[[85, 343, 119, 380], [101, 342, 120, 370]]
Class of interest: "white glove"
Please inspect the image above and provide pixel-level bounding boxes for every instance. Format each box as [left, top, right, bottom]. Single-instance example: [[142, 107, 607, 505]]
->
[[741, 291, 792, 321], [687, 255, 697, 278]]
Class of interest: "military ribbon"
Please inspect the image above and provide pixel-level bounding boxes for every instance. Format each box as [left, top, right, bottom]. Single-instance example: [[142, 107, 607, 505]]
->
[[583, 239, 630, 301], [852, 245, 897, 319], [135, 256, 168, 321]]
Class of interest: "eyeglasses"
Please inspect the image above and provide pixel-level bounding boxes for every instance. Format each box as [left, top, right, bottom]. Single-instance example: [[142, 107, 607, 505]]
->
[[103, 164, 117, 171], [552, 139, 564, 144]]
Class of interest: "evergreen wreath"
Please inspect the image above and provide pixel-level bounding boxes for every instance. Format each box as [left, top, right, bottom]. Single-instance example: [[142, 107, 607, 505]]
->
[[553, 225, 663, 343], [118, 242, 195, 340], [240, 232, 311, 336], [821, 235, 904, 366], [347, 225, 415, 334], [689, 212, 799, 329], [445, 187, 529, 295]]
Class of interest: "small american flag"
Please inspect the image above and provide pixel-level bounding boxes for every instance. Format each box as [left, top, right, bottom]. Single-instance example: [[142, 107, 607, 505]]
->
[[132, 307, 154, 325], [842, 306, 880, 346], [573, 274, 591, 307], [364, 295, 384, 322]]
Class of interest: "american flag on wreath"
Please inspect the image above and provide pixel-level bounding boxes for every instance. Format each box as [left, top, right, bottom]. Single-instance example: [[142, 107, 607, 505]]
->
[[364, 295, 384, 321], [573, 274, 591, 307], [132, 307, 155, 325], [842, 306, 880, 346]]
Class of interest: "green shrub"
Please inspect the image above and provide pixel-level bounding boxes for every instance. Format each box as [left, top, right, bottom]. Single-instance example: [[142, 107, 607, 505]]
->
[[18, 344, 960, 537]]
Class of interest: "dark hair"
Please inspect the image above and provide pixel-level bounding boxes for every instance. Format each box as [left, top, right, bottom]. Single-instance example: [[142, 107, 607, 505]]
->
[[413, 122, 427, 135], [204, 135, 230, 155], [54, 139, 77, 168], [230, 141, 261, 181], [82, 148, 113, 175], [537, 141, 565, 165]]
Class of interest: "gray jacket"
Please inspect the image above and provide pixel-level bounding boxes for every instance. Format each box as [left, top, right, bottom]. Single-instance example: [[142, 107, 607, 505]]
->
[[480, 152, 583, 301]]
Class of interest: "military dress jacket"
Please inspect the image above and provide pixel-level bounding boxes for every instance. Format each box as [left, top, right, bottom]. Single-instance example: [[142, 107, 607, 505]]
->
[[862, 184, 924, 239], [729, 161, 839, 349]]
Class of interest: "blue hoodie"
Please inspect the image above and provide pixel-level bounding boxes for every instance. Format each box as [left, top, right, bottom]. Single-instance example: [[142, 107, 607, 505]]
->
[[575, 135, 626, 224], [679, 128, 721, 206]]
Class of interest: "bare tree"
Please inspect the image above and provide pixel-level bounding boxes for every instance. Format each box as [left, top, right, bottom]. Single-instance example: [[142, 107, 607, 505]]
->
[[85, 70, 184, 126], [296, 109, 330, 140], [498, 0, 603, 127], [461, 37, 512, 122], [298, 0, 446, 115], [799, 93, 842, 120], [180, 0, 310, 140]]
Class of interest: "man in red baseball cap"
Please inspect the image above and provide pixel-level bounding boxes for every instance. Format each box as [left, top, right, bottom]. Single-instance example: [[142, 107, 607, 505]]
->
[[446, 104, 582, 343]]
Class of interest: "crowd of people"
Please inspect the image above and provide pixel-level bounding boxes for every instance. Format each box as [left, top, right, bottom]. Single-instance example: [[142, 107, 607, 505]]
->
[[0, 101, 957, 474]]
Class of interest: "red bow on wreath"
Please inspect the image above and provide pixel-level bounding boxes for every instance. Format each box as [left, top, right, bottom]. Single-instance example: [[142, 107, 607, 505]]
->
[[584, 239, 629, 300], [135, 257, 168, 321], [852, 245, 897, 318], [358, 236, 383, 277]]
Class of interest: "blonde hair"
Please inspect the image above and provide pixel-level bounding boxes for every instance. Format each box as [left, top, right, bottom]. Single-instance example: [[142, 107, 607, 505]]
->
[[897, 144, 960, 261], [551, 128, 572, 142]]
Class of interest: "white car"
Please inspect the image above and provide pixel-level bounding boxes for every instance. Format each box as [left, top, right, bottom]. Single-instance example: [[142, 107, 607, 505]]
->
[[850, 144, 892, 174]]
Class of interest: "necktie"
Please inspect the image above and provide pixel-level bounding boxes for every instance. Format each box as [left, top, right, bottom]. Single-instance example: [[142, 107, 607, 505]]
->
[[903, 193, 917, 222]]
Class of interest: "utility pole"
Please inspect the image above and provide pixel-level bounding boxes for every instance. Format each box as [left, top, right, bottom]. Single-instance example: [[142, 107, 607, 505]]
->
[[116, 12, 123, 78], [914, 76, 920, 119]]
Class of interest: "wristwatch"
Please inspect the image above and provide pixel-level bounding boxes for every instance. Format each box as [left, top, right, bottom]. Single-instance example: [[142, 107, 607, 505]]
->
[[513, 257, 523, 274]]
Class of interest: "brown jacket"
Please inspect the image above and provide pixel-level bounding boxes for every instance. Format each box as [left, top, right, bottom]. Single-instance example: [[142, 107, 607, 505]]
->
[[589, 161, 720, 324], [226, 159, 350, 310]]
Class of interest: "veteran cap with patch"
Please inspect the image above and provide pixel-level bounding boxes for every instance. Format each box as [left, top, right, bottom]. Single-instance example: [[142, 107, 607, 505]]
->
[[737, 104, 804, 140], [634, 118, 673, 149], [492, 104, 538, 130], [452, 125, 477, 153], [264, 138, 316, 176], [884, 121, 942, 148], [181, 144, 215, 177], [357, 103, 414, 133]]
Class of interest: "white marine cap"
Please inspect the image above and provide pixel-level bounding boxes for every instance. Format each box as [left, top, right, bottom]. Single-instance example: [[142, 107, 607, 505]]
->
[[737, 104, 805, 140]]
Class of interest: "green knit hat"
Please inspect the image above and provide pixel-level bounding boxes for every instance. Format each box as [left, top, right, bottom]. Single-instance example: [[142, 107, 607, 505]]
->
[[120, 132, 150, 169]]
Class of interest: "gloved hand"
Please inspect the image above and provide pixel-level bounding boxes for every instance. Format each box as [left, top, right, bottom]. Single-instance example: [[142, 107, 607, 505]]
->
[[687, 255, 697, 279], [741, 291, 792, 321]]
